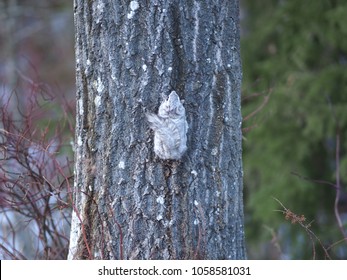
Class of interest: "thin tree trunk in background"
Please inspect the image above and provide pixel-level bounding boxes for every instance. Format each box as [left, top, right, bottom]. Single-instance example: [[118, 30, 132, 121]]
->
[[69, 0, 246, 260]]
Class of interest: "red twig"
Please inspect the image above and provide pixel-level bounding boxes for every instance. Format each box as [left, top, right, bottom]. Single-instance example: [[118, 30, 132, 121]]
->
[[273, 197, 331, 259], [107, 195, 124, 260]]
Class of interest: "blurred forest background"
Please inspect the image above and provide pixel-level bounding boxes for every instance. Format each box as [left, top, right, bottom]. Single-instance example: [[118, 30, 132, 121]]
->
[[0, 0, 346, 259]]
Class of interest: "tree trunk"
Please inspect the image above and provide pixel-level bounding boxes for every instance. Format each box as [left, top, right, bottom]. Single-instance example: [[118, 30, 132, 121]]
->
[[68, 0, 246, 260]]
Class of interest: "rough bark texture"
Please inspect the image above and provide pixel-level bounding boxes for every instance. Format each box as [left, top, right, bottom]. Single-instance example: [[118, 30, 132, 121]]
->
[[69, 0, 246, 260]]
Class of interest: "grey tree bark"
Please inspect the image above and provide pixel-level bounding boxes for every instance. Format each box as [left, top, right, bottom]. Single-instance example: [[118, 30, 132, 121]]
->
[[68, 0, 246, 260]]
